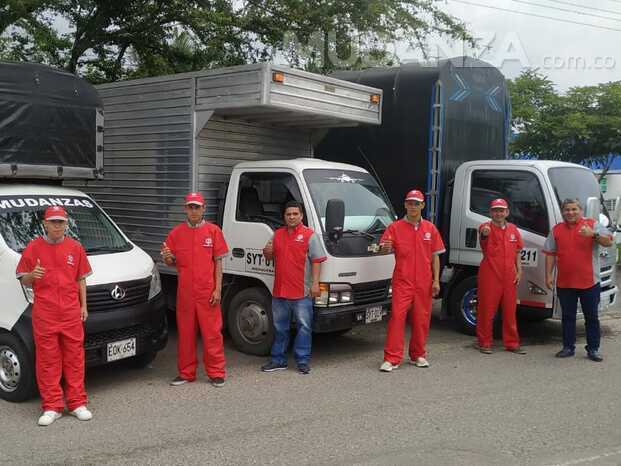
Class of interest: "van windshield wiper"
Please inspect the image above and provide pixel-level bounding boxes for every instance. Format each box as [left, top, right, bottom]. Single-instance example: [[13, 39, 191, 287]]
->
[[341, 229, 375, 240], [86, 245, 129, 253]]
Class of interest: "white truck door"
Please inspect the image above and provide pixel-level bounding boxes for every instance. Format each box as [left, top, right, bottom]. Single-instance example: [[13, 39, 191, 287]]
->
[[458, 166, 556, 311], [222, 170, 306, 288]]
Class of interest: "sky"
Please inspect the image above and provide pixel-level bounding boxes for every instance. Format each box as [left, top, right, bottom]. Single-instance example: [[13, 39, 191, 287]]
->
[[425, 0, 621, 91]]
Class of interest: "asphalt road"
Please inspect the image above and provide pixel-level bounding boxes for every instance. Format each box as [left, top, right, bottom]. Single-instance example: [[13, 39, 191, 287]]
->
[[2, 306, 621, 466]]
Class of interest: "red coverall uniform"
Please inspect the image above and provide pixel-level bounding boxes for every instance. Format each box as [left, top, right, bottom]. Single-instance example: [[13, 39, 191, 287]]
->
[[381, 218, 445, 364], [476, 222, 523, 350], [165, 221, 228, 381], [16, 236, 92, 412]]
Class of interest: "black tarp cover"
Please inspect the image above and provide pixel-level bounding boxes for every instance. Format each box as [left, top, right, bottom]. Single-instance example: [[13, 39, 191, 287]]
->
[[0, 62, 101, 168]]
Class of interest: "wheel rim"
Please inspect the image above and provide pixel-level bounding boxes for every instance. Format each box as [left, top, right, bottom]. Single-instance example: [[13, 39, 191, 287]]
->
[[0, 345, 21, 393], [461, 288, 478, 327], [236, 301, 270, 345]]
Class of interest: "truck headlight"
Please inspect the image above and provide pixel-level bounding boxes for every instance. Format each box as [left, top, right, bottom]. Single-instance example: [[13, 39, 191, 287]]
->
[[21, 284, 34, 304], [314, 283, 353, 307], [148, 264, 162, 300]]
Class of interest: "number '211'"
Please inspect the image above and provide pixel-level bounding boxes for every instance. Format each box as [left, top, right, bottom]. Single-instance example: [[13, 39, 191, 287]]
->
[[520, 250, 536, 262]]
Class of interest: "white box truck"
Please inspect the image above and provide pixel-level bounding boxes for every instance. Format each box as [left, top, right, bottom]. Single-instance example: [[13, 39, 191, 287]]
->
[[0, 62, 168, 402], [78, 64, 396, 355]]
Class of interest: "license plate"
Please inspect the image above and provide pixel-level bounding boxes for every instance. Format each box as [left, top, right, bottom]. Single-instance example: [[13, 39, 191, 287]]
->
[[107, 338, 136, 362], [365, 306, 384, 324]]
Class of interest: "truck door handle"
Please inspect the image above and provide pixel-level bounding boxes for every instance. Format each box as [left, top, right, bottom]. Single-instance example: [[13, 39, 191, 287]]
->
[[465, 228, 478, 248], [232, 248, 245, 258]]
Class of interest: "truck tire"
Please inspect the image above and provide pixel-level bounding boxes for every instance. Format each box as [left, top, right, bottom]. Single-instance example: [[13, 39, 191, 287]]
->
[[0, 333, 37, 402], [227, 288, 274, 356], [449, 276, 478, 336]]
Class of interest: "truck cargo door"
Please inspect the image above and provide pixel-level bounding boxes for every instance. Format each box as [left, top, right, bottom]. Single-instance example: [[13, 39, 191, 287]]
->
[[460, 167, 555, 311]]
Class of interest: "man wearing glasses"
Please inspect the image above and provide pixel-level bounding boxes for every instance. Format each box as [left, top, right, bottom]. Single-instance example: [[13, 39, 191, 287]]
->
[[379, 190, 445, 372], [161, 192, 229, 387]]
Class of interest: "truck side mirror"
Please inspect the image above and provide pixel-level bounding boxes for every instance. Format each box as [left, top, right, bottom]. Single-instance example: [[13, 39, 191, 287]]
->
[[585, 197, 600, 220], [325, 199, 345, 241]]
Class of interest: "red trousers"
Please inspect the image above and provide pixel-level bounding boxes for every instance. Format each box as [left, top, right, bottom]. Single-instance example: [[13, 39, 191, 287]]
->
[[176, 298, 226, 380], [384, 287, 432, 364], [34, 319, 87, 412], [476, 274, 520, 349]]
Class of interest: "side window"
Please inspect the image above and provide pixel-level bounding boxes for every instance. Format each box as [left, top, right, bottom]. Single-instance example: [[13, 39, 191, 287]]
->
[[470, 170, 549, 236], [236, 172, 305, 228]]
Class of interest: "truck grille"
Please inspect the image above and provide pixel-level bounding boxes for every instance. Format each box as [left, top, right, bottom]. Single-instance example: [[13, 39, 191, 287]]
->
[[352, 280, 390, 305], [87, 278, 150, 312]]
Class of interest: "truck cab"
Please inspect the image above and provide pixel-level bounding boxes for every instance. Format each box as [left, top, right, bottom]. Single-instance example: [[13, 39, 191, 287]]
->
[[221, 158, 396, 354], [446, 160, 618, 333]]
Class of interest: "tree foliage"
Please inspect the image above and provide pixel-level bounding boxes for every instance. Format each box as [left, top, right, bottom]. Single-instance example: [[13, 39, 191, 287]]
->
[[509, 70, 621, 171], [0, 0, 471, 82]]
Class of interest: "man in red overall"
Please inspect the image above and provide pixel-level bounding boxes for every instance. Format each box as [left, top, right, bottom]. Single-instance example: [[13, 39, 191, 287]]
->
[[544, 198, 613, 361], [161, 192, 229, 386], [476, 198, 525, 355], [16, 206, 93, 426], [379, 190, 445, 372]]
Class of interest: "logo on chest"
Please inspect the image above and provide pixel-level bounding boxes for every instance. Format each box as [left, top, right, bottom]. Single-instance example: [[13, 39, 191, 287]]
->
[[295, 234, 304, 243], [509, 233, 517, 242], [202, 237, 213, 248], [423, 232, 432, 241], [66, 254, 75, 266]]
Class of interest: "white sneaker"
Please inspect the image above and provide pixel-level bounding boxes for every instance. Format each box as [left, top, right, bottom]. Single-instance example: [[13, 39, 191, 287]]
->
[[379, 361, 399, 372], [411, 357, 430, 368], [70, 406, 93, 421], [38, 411, 62, 426]]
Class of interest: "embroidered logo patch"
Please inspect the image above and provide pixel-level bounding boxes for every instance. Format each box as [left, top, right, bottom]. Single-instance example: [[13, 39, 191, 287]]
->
[[424, 232, 432, 241], [295, 234, 304, 242], [203, 237, 213, 248], [67, 254, 75, 266]]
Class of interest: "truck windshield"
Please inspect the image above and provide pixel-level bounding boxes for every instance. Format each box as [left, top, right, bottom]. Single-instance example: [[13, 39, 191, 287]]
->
[[303, 169, 396, 255], [548, 167, 610, 222], [0, 195, 131, 254]]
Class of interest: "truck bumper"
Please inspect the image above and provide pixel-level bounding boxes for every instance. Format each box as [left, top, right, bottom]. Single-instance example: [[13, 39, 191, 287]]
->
[[313, 300, 391, 333], [83, 292, 168, 366]]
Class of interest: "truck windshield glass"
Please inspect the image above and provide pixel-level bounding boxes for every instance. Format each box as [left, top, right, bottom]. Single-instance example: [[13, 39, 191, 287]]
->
[[0, 196, 131, 254], [303, 169, 396, 237], [548, 167, 608, 220]]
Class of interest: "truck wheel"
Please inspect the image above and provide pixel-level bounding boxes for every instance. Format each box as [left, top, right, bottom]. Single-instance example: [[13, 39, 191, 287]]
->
[[0, 333, 37, 402], [449, 276, 478, 336], [227, 288, 273, 356]]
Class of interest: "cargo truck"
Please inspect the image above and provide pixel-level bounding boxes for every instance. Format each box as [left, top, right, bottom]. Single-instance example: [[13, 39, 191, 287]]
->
[[316, 58, 619, 334], [0, 62, 168, 402], [76, 64, 396, 355]]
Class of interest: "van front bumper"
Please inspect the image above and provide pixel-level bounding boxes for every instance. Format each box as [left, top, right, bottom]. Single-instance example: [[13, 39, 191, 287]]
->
[[312, 299, 391, 333]]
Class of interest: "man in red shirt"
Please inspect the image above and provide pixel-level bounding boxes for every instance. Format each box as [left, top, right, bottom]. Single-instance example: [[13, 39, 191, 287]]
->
[[16, 206, 93, 426], [161, 192, 229, 386], [379, 190, 445, 372], [544, 198, 613, 361], [260, 201, 326, 374], [476, 198, 525, 355]]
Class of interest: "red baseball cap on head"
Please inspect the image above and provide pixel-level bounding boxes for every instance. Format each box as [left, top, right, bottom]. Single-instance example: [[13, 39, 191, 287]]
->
[[490, 198, 509, 209], [44, 206, 68, 221], [405, 190, 425, 202], [184, 192, 205, 206]]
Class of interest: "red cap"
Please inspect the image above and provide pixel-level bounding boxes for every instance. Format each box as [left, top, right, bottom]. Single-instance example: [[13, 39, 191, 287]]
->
[[490, 198, 509, 209], [44, 206, 68, 221], [405, 190, 425, 202], [184, 192, 205, 206]]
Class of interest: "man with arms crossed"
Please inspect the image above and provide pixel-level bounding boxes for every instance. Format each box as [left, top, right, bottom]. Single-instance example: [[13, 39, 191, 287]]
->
[[544, 198, 613, 361], [260, 201, 326, 375]]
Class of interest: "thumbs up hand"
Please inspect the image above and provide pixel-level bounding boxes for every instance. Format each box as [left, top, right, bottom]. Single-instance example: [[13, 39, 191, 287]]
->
[[31, 259, 45, 280], [480, 224, 491, 237], [160, 242, 175, 265]]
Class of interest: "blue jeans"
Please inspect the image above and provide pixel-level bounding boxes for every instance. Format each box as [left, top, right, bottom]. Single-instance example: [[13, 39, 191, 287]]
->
[[271, 297, 313, 366], [557, 284, 601, 352]]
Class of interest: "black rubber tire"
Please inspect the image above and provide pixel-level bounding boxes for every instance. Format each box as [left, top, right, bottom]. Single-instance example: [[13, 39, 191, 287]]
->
[[449, 275, 478, 336], [227, 287, 274, 356], [125, 350, 157, 369], [0, 333, 37, 402]]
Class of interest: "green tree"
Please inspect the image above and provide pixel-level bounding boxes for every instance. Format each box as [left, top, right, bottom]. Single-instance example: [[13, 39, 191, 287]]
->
[[508, 70, 621, 173], [0, 0, 471, 82]]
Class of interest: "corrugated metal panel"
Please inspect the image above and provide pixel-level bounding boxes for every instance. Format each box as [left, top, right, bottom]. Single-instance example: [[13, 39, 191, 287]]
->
[[197, 117, 311, 222], [67, 77, 194, 261]]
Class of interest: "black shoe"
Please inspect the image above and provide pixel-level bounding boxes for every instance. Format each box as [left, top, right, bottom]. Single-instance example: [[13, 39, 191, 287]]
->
[[210, 377, 226, 387], [555, 348, 575, 358], [507, 347, 527, 355], [261, 361, 287, 372], [170, 376, 191, 386], [297, 364, 311, 375], [586, 350, 603, 362]]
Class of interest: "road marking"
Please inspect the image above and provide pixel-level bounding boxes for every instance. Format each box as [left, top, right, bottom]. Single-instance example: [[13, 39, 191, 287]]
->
[[550, 448, 621, 465]]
